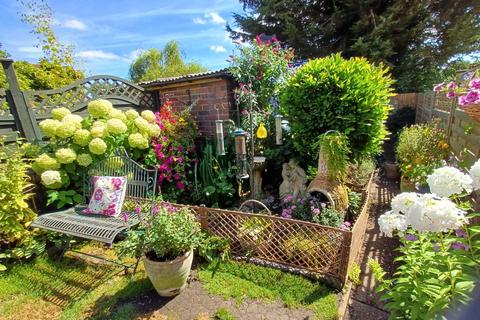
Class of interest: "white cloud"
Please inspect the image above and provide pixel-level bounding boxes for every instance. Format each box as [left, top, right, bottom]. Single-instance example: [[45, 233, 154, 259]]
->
[[64, 19, 87, 31], [209, 45, 226, 53], [205, 12, 225, 24], [77, 50, 121, 60], [193, 17, 207, 24], [18, 46, 41, 53], [124, 49, 145, 61]]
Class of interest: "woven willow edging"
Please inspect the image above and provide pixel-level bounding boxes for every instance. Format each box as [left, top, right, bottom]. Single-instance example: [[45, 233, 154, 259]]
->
[[166, 173, 374, 289]]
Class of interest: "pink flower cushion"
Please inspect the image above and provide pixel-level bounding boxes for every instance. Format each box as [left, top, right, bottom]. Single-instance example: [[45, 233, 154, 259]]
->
[[83, 176, 127, 217]]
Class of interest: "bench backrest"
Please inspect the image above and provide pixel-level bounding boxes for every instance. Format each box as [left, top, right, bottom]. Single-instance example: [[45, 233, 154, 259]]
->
[[84, 150, 158, 202]]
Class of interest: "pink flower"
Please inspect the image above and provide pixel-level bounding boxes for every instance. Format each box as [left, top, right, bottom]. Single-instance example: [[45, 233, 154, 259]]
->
[[255, 35, 263, 44], [446, 81, 457, 90], [446, 91, 455, 99], [177, 157, 183, 163], [156, 152, 164, 159], [272, 36, 278, 42], [169, 146, 174, 152], [122, 212, 129, 223], [173, 173, 180, 180], [93, 189, 103, 201], [312, 208, 320, 216], [433, 83, 443, 92], [176, 181, 185, 190], [460, 90, 480, 106], [178, 146, 184, 153], [134, 206, 142, 214], [152, 206, 159, 216], [468, 78, 480, 90]]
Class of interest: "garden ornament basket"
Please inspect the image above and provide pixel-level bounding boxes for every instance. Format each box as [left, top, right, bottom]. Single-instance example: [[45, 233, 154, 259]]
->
[[461, 104, 480, 123]]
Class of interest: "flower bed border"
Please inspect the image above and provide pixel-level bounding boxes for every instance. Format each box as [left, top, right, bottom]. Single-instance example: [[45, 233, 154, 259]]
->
[[171, 172, 374, 289]]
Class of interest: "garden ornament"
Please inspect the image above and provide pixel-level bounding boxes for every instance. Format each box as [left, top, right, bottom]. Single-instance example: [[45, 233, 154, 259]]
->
[[279, 159, 307, 200]]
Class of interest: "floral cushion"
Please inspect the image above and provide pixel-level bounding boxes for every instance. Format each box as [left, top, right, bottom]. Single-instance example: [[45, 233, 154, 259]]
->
[[83, 176, 127, 217]]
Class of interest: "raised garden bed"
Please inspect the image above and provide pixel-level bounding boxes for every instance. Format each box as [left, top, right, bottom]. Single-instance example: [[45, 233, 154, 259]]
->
[[171, 172, 375, 289]]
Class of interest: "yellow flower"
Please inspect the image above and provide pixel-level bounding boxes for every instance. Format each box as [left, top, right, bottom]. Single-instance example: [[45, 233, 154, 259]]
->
[[256, 123, 268, 139]]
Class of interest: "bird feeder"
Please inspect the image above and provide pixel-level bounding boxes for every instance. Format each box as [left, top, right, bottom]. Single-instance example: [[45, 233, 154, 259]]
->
[[234, 128, 249, 179], [215, 120, 225, 156], [275, 114, 283, 145]]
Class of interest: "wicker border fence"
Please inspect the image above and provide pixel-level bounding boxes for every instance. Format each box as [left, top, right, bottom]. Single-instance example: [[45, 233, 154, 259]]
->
[[173, 174, 374, 289]]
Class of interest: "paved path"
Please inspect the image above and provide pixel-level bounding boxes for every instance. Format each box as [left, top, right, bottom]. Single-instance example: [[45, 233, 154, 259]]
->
[[345, 177, 400, 320]]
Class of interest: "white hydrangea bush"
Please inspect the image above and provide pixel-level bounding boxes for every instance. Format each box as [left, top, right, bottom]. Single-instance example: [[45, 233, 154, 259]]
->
[[34, 99, 162, 191], [379, 160, 480, 236]]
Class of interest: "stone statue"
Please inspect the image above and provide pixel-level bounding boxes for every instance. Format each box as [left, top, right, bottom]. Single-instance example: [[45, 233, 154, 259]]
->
[[279, 159, 307, 200]]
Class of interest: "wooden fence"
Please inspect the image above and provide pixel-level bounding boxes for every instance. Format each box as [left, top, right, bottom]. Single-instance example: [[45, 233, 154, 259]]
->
[[0, 58, 157, 143], [395, 92, 480, 166], [172, 174, 374, 289]]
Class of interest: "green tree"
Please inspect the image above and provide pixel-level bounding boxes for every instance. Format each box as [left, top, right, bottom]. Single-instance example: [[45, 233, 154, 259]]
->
[[0, 0, 83, 92], [129, 41, 207, 83], [229, 0, 480, 92]]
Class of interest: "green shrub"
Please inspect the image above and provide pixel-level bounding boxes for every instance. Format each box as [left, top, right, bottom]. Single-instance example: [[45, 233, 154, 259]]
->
[[396, 122, 449, 184], [0, 138, 43, 270], [280, 54, 394, 164], [312, 207, 345, 228], [317, 132, 350, 181]]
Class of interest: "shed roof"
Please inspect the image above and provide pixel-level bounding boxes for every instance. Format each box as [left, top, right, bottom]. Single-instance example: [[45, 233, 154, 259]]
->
[[139, 68, 231, 88]]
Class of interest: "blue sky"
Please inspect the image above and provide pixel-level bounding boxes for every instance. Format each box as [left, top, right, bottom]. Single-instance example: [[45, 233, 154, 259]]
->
[[0, 0, 245, 78]]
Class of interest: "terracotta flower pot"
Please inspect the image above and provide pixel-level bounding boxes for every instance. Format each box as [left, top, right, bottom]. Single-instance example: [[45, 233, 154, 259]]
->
[[143, 249, 193, 297], [384, 161, 400, 180]]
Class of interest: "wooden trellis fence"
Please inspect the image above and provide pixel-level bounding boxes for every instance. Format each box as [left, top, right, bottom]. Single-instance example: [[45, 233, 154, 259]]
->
[[170, 174, 374, 289], [0, 58, 157, 143]]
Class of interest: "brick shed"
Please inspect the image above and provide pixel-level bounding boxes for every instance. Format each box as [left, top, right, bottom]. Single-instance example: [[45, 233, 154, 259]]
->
[[140, 69, 236, 137]]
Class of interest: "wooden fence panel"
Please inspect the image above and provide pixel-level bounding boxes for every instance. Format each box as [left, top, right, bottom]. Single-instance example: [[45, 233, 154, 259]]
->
[[0, 89, 18, 143]]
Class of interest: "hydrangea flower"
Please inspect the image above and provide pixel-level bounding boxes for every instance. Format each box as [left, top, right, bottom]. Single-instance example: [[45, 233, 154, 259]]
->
[[108, 109, 127, 122], [125, 109, 139, 120], [106, 118, 128, 135], [73, 129, 92, 146], [76, 153, 93, 167], [407, 194, 467, 233], [378, 211, 407, 237], [469, 159, 480, 190], [55, 148, 77, 164], [62, 114, 83, 129], [89, 138, 108, 155], [87, 99, 113, 118], [391, 192, 419, 214], [128, 133, 149, 149], [41, 170, 63, 189], [55, 122, 77, 138], [427, 166, 472, 197], [147, 123, 161, 137], [90, 123, 107, 138], [141, 110, 156, 122], [51, 107, 71, 120], [35, 154, 60, 170], [134, 117, 150, 133], [39, 119, 61, 137]]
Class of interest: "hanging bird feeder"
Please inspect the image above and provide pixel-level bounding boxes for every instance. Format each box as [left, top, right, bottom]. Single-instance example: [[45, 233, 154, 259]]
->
[[275, 114, 283, 145], [234, 128, 249, 179], [215, 120, 225, 156]]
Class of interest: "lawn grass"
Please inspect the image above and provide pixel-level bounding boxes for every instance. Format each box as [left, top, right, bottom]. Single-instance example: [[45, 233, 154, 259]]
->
[[198, 260, 338, 319], [0, 254, 151, 320]]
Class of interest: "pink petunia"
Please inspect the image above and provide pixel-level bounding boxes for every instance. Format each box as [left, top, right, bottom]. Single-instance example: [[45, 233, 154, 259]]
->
[[446, 91, 455, 99], [433, 83, 443, 92], [446, 81, 457, 90], [468, 78, 480, 90]]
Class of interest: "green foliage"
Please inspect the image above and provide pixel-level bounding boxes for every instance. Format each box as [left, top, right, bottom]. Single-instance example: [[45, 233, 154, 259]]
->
[[198, 234, 231, 263], [129, 41, 207, 83], [396, 122, 449, 184], [348, 262, 362, 286], [0, 137, 43, 270], [312, 207, 345, 228], [195, 142, 236, 208], [347, 190, 362, 220], [386, 107, 416, 139], [370, 222, 480, 319], [46, 189, 83, 209], [214, 307, 237, 320], [229, 0, 480, 92], [229, 37, 293, 109], [198, 260, 337, 319], [317, 132, 350, 181], [347, 158, 376, 188], [118, 205, 202, 261], [280, 54, 393, 165]]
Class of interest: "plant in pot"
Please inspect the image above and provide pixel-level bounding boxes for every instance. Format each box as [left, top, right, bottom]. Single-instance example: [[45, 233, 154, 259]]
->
[[238, 216, 272, 255], [116, 203, 202, 297], [396, 122, 449, 192]]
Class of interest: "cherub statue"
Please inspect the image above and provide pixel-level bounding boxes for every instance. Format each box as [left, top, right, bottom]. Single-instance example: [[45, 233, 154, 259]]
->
[[279, 159, 307, 200]]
